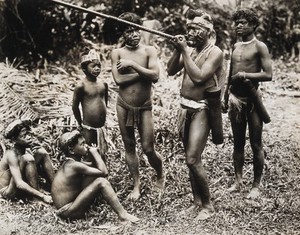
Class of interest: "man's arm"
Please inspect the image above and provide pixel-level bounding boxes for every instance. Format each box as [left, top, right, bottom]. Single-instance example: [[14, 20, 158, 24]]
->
[[72, 160, 107, 177], [88, 147, 108, 176], [111, 49, 140, 86], [233, 42, 272, 83], [116, 46, 160, 83], [72, 84, 83, 127], [182, 47, 224, 85], [6, 151, 50, 201], [167, 37, 184, 75]]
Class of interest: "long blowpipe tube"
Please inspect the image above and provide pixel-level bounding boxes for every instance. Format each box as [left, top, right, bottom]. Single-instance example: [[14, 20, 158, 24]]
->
[[51, 0, 175, 40]]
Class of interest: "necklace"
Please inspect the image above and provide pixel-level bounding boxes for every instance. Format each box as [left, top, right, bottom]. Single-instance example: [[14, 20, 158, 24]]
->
[[193, 43, 214, 63], [241, 37, 256, 45]]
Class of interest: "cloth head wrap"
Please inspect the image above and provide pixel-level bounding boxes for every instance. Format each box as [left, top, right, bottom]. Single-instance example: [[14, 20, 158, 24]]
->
[[186, 10, 216, 45], [81, 49, 100, 64]]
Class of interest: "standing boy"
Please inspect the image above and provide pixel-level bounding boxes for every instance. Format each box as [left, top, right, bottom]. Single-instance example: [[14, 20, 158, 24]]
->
[[222, 8, 272, 199], [72, 49, 108, 161], [51, 130, 139, 221], [111, 12, 164, 200], [0, 119, 54, 204], [167, 10, 224, 220]]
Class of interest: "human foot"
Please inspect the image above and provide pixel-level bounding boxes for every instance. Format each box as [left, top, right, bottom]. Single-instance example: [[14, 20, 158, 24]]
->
[[154, 174, 165, 190], [195, 206, 214, 221], [246, 187, 260, 199], [119, 212, 140, 223], [127, 188, 141, 201], [227, 182, 243, 192]]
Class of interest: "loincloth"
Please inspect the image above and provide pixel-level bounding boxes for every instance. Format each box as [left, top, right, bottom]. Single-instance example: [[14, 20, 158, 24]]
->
[[228, 92, 254, 122], [82, 124, 108, 155], [178, 96, 208, 139], [117, 95, 152, 127], [55, 202, 73, 217]]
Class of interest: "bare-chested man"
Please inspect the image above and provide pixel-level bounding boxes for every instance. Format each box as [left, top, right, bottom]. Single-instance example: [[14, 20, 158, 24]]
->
[[167, 10, 224, 220], [51, 130, 139, 222], [0, 119, 54, 204], [222, 8, 272, 199], [72, 49, 108, 162], [111, 12, 164, 200]]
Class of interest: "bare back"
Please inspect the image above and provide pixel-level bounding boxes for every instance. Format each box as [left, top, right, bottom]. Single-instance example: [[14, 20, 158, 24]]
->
[[51, 160, 86, 208]]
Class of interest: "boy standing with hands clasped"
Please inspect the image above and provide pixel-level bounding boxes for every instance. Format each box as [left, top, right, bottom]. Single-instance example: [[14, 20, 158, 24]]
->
[[72, 49, 108, 163]]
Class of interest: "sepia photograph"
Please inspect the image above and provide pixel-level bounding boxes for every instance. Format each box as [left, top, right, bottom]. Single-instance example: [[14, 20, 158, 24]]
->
[[0, 0, 299, 234]]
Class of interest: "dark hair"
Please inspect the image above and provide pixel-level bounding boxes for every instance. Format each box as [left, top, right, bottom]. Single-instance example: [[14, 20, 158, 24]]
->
[[232, 8, 260, 28], [4, 120, 31, 140], [117, 12, 142, 34], [59, 131, 83, 155]]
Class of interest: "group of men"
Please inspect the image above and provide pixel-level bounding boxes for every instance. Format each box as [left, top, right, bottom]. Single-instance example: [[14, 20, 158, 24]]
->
[[0, 7, 272, 222]]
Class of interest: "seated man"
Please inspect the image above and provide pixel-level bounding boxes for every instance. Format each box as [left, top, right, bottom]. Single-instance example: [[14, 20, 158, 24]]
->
[[0, 119, 54, 204], [51, 130, 139, 222]]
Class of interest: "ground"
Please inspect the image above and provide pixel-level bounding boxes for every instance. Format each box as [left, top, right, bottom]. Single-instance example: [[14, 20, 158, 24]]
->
[[0, 59, 299, 235]]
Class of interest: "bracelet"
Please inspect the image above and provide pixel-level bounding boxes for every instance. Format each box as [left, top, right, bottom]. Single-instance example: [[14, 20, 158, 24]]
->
[[243, 71, 246, 79]]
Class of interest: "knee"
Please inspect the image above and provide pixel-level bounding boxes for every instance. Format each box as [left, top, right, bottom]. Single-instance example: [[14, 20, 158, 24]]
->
[[251, 143, 263, 155], [22, 153, 35, 163], [94, 177, 110, 189], [123, 138, 136, 153], [186, 154, 198, 169], [142, 143, 155, 156]]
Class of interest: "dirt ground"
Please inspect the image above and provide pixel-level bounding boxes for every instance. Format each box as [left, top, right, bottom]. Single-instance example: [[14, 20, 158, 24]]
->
[[0, 60, 299, 235]]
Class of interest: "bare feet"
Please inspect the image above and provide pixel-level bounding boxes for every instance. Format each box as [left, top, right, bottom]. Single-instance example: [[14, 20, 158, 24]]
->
[[154, 174, 165, 191], [180, 204, 201, 217], [247, 187, 260, 199], [227, 182, 243, 192], [195, 205, 214, 221], [127, 187, 141, 201], [119, 212, 140, 223]]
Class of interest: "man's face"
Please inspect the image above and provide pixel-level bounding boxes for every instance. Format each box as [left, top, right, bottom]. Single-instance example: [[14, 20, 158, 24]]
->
[[72, 137, 88, 156], [86, 60, 101, 78], [123, 27, 141, 48], [186, 23, 208, 47], [16, 127, 32, 147], [234, 18, 255, 37]]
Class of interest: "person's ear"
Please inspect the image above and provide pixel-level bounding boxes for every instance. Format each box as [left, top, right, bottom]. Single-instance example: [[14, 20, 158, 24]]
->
[[68, 146, 75, 155]]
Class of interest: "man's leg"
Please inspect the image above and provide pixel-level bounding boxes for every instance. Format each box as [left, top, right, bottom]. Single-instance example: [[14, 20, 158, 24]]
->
[[228, 109, 247, 192], [247, 109, 264, 199], [185, 110, 213, 220], [116, 105, 140, 200], [138, 110, 164, 189], [59, 177, 139, 222], [34, 148, 55, 183], [20, 153, 40, 190], [82, 128, 98, 164]]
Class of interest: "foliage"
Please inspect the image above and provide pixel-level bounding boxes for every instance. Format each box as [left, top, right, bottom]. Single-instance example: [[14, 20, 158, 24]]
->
[[0, 56, 300, 234]]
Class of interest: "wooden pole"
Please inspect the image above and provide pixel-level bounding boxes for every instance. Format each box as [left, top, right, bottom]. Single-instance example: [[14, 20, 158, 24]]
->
[[51, 0, 175, 40]]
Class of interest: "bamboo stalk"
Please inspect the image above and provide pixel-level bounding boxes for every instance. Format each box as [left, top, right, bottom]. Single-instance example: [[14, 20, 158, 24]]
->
[[51, 0, 175, 40]]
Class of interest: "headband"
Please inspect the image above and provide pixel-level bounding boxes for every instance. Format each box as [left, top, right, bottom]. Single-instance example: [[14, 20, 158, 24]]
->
[[81, 49, 100, 64]]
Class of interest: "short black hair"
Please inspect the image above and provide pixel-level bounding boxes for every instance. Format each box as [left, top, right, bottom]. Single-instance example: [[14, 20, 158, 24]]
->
[[117, 12, 142, 34], [232, 8, 260, 28]]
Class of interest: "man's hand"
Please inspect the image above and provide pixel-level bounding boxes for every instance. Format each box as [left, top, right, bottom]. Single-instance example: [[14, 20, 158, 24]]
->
[[221, 101, 229, 113], [117, 59, 134, 73], [170, 35, 187, 51], [42, 195, 53, 204], [231, 71, 246, 84]]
